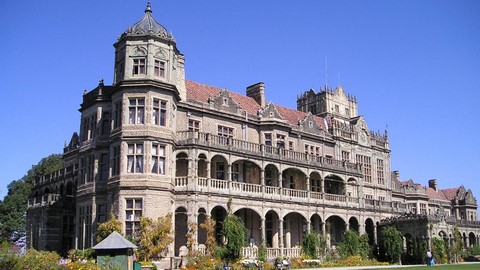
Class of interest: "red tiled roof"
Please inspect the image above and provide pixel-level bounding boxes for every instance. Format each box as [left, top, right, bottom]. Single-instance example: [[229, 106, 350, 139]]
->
[[441, 188, 459, 201], [426, 187, 449, 201], [275, 105, 327, 130], [186, 80, 261, 115], [185, 80, 327, 129]]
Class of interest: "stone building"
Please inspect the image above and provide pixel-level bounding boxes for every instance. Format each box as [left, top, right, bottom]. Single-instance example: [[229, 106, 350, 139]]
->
[[26, 2, 479, 260]]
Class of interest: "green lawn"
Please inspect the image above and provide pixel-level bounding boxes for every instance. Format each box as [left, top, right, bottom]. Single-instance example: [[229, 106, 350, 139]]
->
[[365, 263, 480, 270]]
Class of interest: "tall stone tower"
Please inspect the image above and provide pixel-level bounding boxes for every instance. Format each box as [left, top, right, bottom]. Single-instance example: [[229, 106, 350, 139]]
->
[[113, 2, 186, 101]]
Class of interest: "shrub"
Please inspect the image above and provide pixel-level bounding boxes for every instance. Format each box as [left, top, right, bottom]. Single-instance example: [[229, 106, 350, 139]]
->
[[336, 230, 370, 259]]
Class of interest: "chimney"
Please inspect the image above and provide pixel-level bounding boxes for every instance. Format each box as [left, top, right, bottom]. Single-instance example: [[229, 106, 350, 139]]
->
[[246, 82, 265, 107], [428, 179, 437, 191], [392, 170, 400, 181]]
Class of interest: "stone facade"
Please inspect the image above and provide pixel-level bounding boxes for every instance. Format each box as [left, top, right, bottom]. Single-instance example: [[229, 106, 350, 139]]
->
[[26, 2, 479, 261]]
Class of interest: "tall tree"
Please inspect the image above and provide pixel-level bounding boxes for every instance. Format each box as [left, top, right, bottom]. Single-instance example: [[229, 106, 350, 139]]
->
[[0, 154, 62, 243], [380, 225, 403, 264]]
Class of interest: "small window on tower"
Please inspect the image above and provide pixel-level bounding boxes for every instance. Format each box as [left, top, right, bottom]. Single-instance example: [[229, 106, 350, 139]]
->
[[133, 59, 146, 75]]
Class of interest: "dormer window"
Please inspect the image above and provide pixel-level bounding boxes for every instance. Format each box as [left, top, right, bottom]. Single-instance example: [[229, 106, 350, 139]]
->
[[223, 98, 228, 106], [133, 58, 146, 75], [154, 60, 165, 77]]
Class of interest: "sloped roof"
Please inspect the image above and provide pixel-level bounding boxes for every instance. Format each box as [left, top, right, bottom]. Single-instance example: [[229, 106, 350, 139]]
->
[[185, 80, 327, 128], [186, 80, 261, 115], [426, 187, 449, 200], [92, 231, 137, 250], [441, 188, 460, 201]]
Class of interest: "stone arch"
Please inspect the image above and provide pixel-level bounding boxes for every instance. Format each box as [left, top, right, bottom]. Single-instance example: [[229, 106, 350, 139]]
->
[[265, 210, 280, 248], [264, 163, 280, 187], [211, 155, 228, 180], [175, 152, 189, 177], [348, 216, 359, 232], [197, 153, 208, 178], [325, 215, 346, 246], [469, 232, 476, 247], [365, 218, 375, 246], [211, 206, 228, 244], [324, 174, 345, 195], [282, 167, 307, 190], [283, 212, 308, 248], [231, 159, 262, 185], [197, 208, 208, 245], [309, 171, 322, 192], [234, 208, 262, 247], [310, 213, 322, 234], [346, 177, 359, 198], [174, 207, 188, 256]]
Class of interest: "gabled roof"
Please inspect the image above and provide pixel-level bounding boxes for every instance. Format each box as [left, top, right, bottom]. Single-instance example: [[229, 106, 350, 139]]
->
[[441, 187, 460, 201], [426, 187, 449, 200], [92, 231, 137, 250], [185, 80, 327, 129], [186, 80, 261, 115]]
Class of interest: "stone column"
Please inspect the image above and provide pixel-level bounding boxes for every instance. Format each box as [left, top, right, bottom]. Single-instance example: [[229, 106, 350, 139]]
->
[[261, 217, 266, 246], [279, 218, 284, 257], [373, 225, 378, 245]]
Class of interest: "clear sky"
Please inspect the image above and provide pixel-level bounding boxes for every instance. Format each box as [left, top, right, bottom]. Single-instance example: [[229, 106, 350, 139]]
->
[[1, 0, 479, 206]]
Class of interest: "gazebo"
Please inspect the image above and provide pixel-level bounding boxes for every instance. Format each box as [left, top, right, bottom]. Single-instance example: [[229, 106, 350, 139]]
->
[[92, 231, 138, 270]]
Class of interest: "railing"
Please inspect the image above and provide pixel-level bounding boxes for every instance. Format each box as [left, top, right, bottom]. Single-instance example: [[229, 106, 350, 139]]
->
[[28, 194, 62, 208], [173, 177, 407, 211], [176, 131, 361, 174], [324, 193, 346, 202], [264, 247, 301, 259]]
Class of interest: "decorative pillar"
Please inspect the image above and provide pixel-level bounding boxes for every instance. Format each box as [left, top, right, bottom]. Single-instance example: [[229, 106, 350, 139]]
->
[[373, 225, 378, 245], [279, 218, 284, 257], [261, 217, 266, 246]]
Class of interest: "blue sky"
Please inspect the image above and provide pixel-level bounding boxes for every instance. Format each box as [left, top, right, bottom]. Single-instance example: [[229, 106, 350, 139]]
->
[[1, 0, 479, 205]]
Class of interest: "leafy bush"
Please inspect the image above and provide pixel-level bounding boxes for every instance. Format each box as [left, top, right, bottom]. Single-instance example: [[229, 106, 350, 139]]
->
[[336, 230, 370, 259], [15, 248, 65, 270], [432, 236, 447, 264]]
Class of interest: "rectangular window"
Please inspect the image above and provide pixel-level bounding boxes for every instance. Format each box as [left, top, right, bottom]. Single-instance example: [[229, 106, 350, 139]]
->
[[188, 119, 200, 132], [334, 104, 339, 113], [265, 133, 272, 153], [232, 163, 240, 181], [133, 58, 146, 75], [377, 159, 385, 185], [276, 134, 285, 149], [288, 141, 294, 151], [97, 204, 107, 223], [125, 198, 142, 238], [99, 153, 109, 181], [356, 154, 372, 183], [129, 98, 145, 124], [151, 144, 165, 174], [218, 125, 233, 137], [127, 144, 144, 173], [112, 145, 120, 176], [215, 162, 225, 179], [341, 151, 350, 162], [154, 60, 165, 77], [101, 112, 110, 136], [113, 101, 122, 129], [153, 99, 167, 126], [82, 118, 89, 142], [420, 203, 427, 215]]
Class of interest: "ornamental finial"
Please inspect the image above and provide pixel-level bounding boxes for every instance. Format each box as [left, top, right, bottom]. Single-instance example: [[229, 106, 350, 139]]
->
[[145, 1, 152, 13]]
